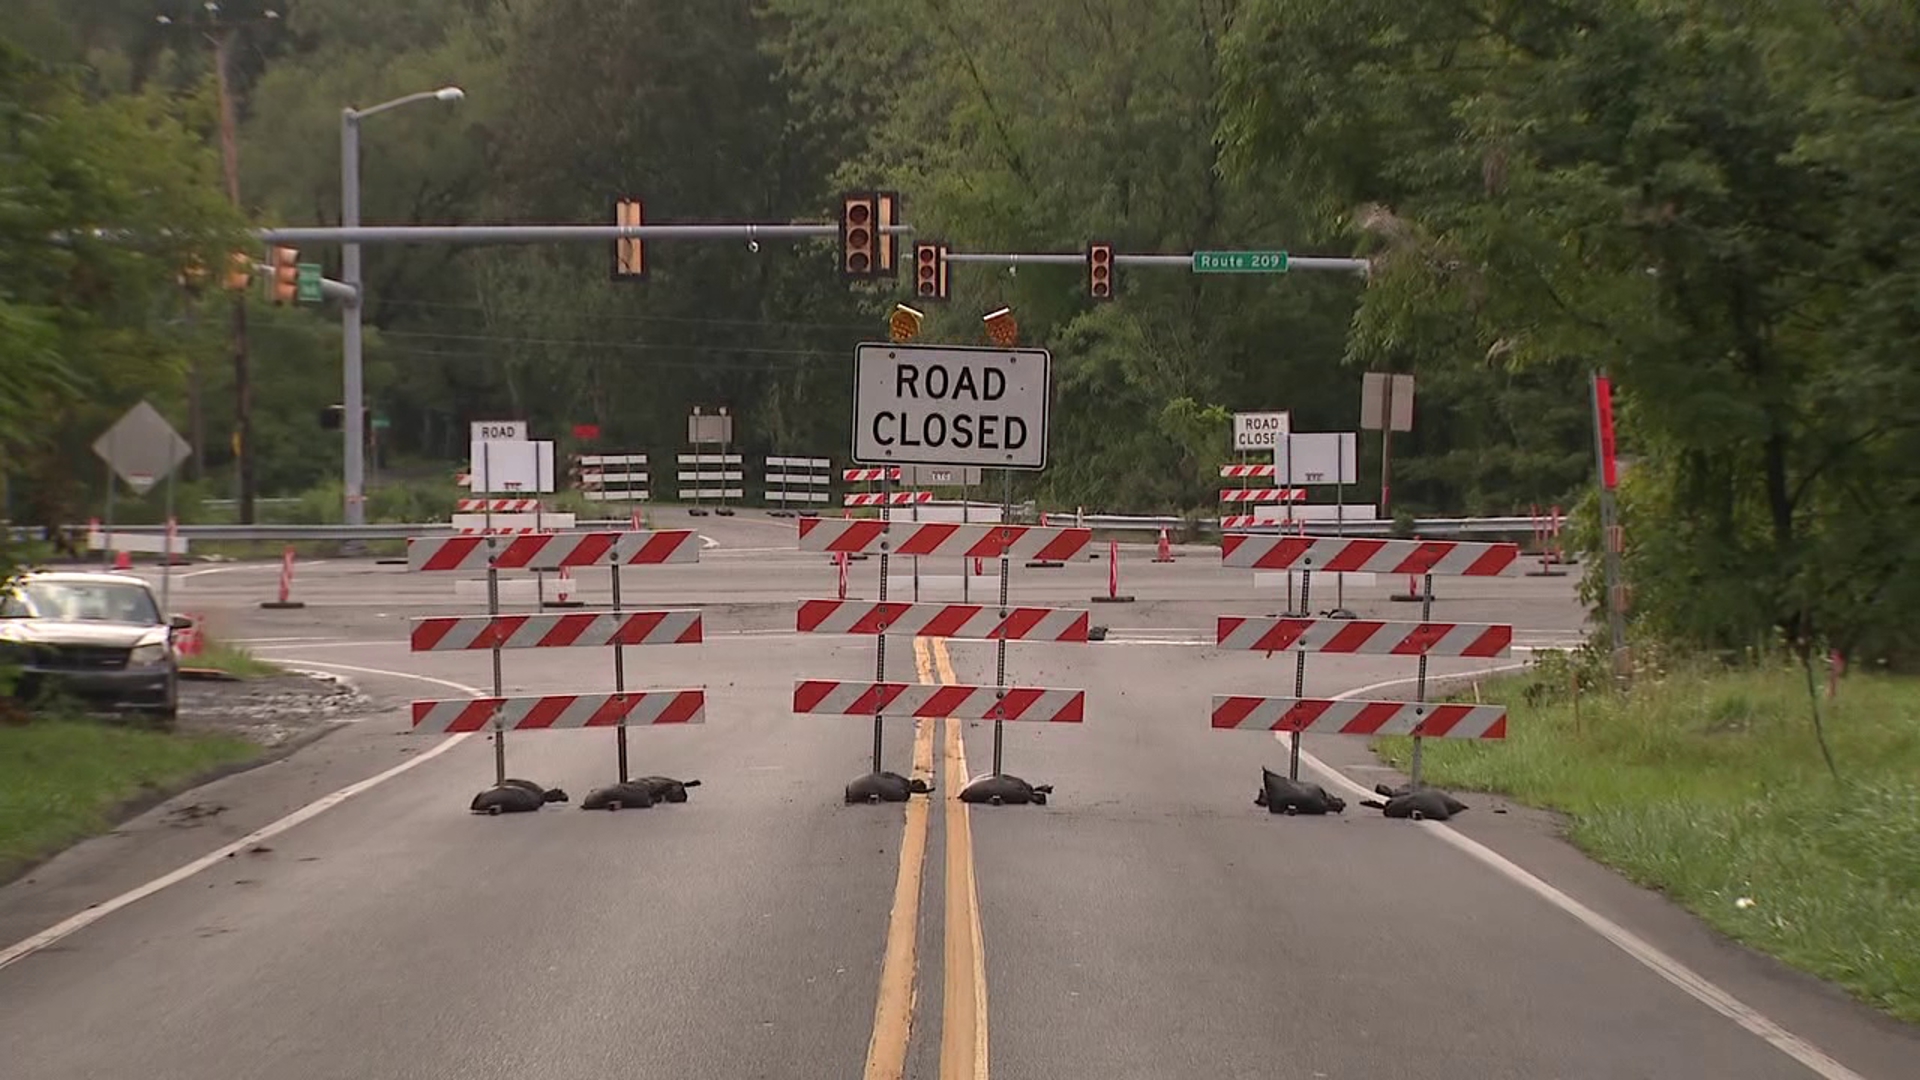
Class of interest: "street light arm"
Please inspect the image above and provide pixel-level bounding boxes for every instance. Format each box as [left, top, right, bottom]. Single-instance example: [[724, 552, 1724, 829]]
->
[[345, 87, 463, 121]]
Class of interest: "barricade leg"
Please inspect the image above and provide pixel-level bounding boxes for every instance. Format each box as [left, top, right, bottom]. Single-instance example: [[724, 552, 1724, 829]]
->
[[959, 472, 1057, 808]]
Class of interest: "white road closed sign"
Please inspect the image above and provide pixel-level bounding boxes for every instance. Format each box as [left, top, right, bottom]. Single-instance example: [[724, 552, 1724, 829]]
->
[[471, 420, 527, 442], [1233, 411, 1290, 451], [853, 343, 1050, 470]]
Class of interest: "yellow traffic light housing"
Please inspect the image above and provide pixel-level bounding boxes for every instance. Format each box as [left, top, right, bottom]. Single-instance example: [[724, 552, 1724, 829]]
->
[[178, 256, 209, 293], [267, 246, 300, 305], [913, 241, 949, 301], [889, 304, 924, 343], [839, 191, 877, 278], [839, 190, 900, 280], [1088, 241, 1115, 300], [982, 306, 1018, 347], [223, 251, 252, 291], [612, 196, 647, 281]]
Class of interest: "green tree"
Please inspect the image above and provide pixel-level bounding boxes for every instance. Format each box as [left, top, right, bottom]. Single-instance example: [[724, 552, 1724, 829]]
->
[[0, 38, 241, 548], [1218, 0, 1920, 662]]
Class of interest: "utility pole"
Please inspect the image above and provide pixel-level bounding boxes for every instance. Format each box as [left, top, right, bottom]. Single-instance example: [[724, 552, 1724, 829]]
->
[[211, 24, 255, 525], [160, 4, 280, 523]]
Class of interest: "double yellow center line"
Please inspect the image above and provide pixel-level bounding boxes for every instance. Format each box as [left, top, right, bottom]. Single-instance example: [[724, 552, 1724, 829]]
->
[[861, 637, 990, 1080]]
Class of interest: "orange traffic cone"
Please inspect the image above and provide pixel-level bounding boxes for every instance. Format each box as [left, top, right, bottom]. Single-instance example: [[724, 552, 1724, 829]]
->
[[112, 548, 132, 570], [544, 566, 585, 608], [1153, 527, 1174, 563]]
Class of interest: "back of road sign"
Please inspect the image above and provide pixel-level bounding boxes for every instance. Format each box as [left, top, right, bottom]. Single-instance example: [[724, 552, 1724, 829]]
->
[[852, 342, 1050, 470]]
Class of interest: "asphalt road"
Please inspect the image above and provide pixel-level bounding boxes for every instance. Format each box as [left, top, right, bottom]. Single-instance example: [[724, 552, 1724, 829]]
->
[[3, 511, 1915, 1079]]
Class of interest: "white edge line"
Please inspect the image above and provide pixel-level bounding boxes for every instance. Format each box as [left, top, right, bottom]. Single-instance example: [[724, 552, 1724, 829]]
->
[[1292, 665, 1866, 1080], [0, 661, 481, 973]]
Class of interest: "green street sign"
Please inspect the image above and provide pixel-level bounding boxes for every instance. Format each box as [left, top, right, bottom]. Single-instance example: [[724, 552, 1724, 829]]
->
[[1192, 250, 1289, 274], [296, 263, 323, 304], [372, 415, 392, 431]]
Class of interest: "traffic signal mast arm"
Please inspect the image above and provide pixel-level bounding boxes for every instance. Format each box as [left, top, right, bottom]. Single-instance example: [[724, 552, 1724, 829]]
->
[[253, 224, 1362, 275], [945, 251, 1369, 273]]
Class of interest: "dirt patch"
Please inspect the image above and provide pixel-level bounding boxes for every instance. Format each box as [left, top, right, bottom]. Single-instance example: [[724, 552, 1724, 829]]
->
[[177, 671, 375, 749]]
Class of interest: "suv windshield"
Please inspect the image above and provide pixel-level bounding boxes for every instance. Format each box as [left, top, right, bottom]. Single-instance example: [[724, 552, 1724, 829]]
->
[[0, 580, 161, 625]]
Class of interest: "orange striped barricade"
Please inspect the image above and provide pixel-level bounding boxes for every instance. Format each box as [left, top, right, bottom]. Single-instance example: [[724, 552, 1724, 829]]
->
[[1214, 534, 1523, 797], [793, 518, 1095, 806], [405, 529, 705, 811]]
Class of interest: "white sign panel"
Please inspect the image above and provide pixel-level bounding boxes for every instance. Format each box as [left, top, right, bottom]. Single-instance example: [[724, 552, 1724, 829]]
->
[[469, 440, 556, 493], [471, 420, 528, 442], [901, 464, 984, 487], [1233, 411, 1290, 451], [1361, 373, 1415, 432], [1273, 432, 1358, 486], [853, 342, 1050, 470], [93, 401, 192, 495]]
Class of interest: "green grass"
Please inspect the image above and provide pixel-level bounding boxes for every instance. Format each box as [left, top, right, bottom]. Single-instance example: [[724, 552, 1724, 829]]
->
[[1374, 659, 1920, 1024], [0, 719, 260, 875], [185, 640, 283, 679]]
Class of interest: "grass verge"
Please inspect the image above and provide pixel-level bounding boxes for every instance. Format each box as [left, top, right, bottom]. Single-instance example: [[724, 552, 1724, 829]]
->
[[0, 718, 260, 877], [185, 639, 283, 679], [1373, 656, 1920, 1024]]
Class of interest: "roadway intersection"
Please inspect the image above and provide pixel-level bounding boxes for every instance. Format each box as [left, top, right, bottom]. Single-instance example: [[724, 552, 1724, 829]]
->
[[1, 509, 1914, 1079]]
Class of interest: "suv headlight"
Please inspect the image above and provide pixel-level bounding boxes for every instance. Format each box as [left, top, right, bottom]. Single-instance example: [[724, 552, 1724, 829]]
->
[[129, 642, 170, 667]]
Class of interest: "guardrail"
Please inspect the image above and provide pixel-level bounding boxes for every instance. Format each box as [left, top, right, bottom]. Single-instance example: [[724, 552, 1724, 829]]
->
[[11, 513, 1543, 543], [1073, 514, 1539, 536]]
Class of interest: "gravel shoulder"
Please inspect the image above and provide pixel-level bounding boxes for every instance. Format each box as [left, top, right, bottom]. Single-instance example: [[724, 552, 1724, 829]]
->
[[176, 669, 376, 749]]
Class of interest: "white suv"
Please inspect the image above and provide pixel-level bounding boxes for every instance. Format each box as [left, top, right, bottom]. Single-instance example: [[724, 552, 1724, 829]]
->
[[0, 570, 189, 723]]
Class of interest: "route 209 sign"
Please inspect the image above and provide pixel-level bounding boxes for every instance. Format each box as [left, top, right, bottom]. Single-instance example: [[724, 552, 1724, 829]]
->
[[852, 343, 1050, 470]]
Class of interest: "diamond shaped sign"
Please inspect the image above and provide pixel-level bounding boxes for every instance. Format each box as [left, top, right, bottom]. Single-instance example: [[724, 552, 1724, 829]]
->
[[92, 401, 191, 496]]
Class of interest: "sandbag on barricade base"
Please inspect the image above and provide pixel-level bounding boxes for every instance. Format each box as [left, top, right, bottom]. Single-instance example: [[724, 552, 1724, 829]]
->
[[582, 777, 703, 811], [1253, 768, 1346, 815], [845, 771, 934, 805], [958, 773, 1052, 806], [1360, 782, 1470, 821], [470, 779, 569, 815]]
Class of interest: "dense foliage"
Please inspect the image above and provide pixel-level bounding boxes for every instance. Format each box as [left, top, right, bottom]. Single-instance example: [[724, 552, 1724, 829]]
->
[[2, 0, 1917, 662]]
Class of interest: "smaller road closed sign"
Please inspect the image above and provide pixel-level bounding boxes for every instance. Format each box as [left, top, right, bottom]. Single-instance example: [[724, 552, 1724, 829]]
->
[[853, 343, 1050, 470]]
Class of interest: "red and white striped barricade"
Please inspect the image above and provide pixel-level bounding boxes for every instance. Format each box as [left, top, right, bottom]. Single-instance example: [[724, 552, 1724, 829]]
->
[[797, 600, 1090, 642], [1218, 488, 1309, 505], [1213, 535, 1521, 792], [794, 518, 1093, 803], [797, 518, 1092, 563], [456, 498, 545, 513], [406, 529, 705, 804], [259, 544, 304, 610], [793, 681, 1085, 723], [843, 490, 933, 507]]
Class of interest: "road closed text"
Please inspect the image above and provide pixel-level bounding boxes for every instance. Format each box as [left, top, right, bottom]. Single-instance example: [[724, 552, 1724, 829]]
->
[[852, 344, 1050, 469], [868, 361, 1029, 454]]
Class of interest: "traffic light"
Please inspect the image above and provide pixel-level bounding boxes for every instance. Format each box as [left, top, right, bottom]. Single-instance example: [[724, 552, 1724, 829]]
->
[[1087, 241, 1115, 301], [913, 242, 949, 301], [178, 256, 208, 293], [611, 196, 647, 281], [839, 191, 900, 280], [267, 246, 300, 305], [223, 251, 252, 291], [839, 192, 877, 278]]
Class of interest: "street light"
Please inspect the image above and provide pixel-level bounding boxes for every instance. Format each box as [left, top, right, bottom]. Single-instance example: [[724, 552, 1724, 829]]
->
[[340, 86, 463, 527]]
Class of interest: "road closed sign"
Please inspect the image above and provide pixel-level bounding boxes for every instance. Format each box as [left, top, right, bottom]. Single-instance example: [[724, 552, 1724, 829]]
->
[[853, 343, 1050, 470], [1233, 411, 1290, 451], [471, 420, 527, 442]]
